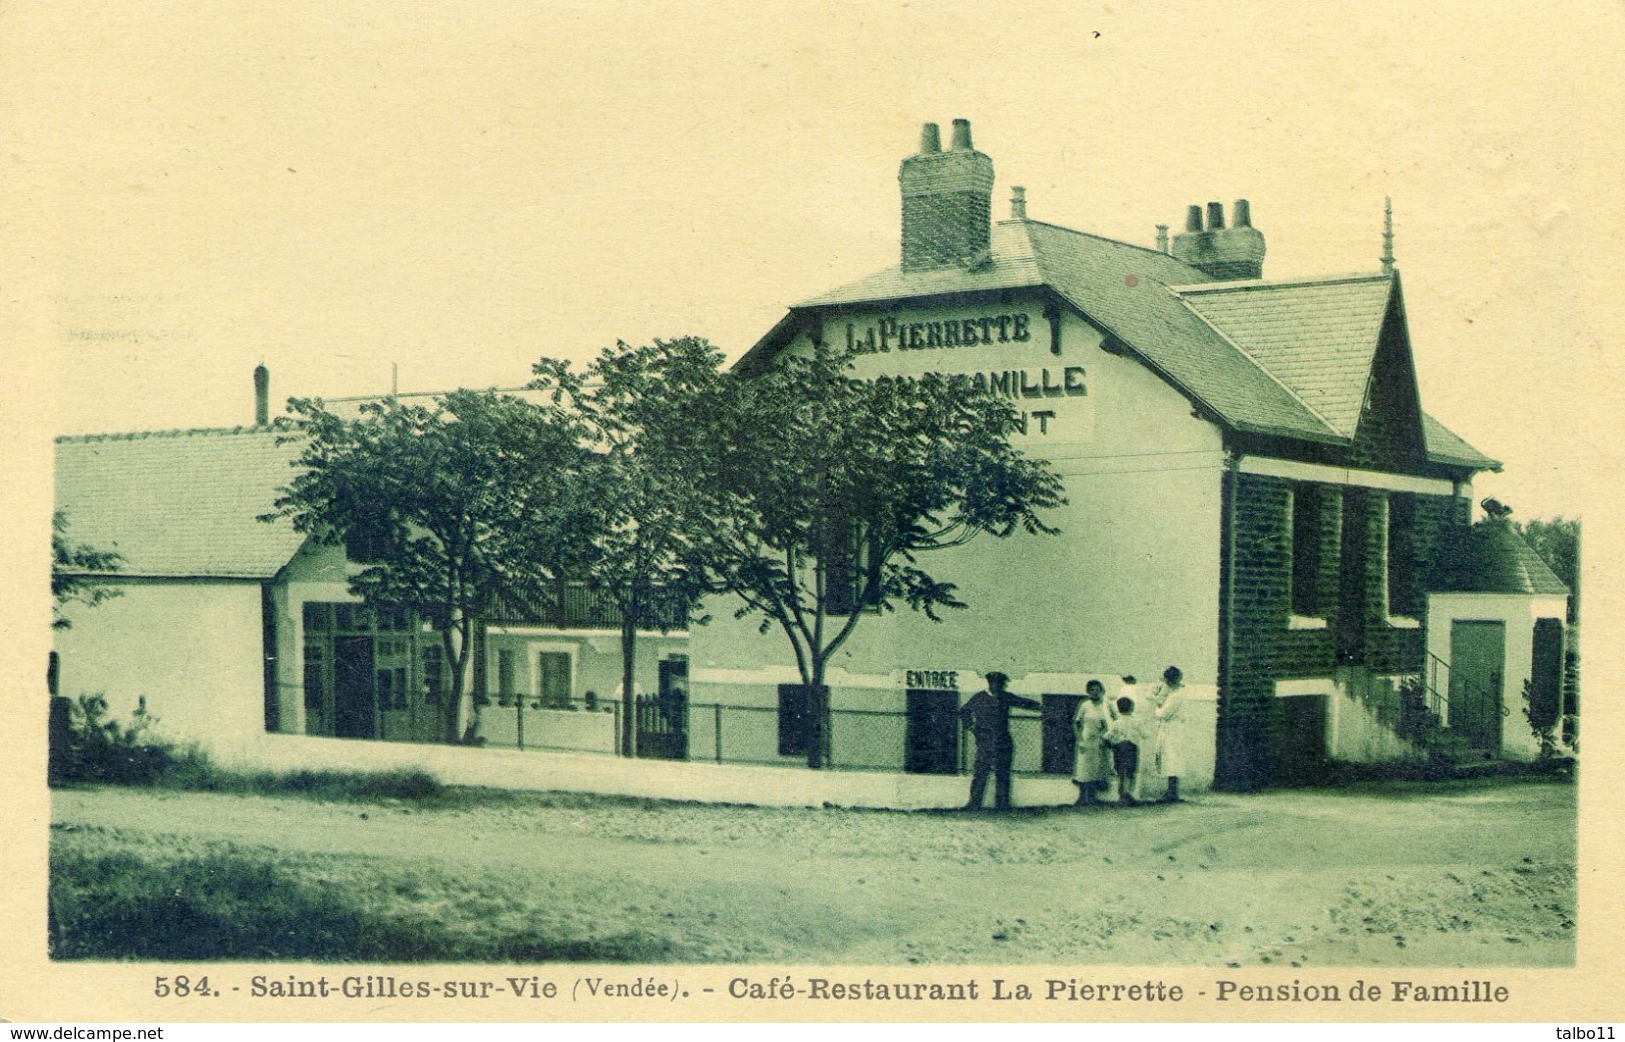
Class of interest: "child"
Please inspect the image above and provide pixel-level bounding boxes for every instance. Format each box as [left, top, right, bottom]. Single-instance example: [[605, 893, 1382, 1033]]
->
[[1105, 694, 1144, 805]]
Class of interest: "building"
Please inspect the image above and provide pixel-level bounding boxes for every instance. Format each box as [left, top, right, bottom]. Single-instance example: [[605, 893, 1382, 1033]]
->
[[687, 119, 1568, 791], [52, 122, 1570, 797], [51, 385, 690, 762]]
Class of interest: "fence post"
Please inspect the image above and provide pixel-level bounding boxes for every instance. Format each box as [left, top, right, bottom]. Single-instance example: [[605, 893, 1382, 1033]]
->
[[516, 694, 524, 751], [613, 700, 622, 756], [714, 703, 722, 763]]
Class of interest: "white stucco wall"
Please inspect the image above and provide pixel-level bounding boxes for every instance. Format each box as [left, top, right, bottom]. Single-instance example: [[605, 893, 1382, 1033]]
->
[[1277, 677, 1423, 763], [1427, 592, 1570, 760], [53, 579, 267, 751], [691, 301, 1226, 707]]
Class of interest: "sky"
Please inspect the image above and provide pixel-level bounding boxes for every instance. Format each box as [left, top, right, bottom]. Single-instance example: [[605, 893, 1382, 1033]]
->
[[15, 1, 1624, 521]]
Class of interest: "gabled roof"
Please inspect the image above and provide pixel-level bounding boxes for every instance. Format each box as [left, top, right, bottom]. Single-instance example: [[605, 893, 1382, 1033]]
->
[[55, 427, 308, 579], [740, 217, 1496, 471], [1173, 274, 1394, 438], [1421, 413, 1500, 471], [1433, 518, 1568, 596]]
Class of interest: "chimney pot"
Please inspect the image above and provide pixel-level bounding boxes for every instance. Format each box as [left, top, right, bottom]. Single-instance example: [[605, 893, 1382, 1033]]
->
[[1173, 197, 1265, 280], [253, 364, 269, 426], [1010, 185, 1027, 219], [919, 122, 941, 154], [1155, 224, 1170, 253], [898, 119, 994, 271]]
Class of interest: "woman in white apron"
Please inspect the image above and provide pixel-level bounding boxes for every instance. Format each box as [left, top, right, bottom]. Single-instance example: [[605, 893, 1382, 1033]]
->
[[1071, 680, 1112, 806], [1151, 665, 1187, 803]]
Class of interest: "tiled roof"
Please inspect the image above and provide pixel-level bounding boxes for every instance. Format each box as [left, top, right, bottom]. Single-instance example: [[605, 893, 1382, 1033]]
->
[[1021, 221, 1334, 442], [1174, 274, 1394, 438], [794, 222, 1046, 307], [746, 218, 1496, 469], [1421, 413, 1500, 471], [1433, 519, 1568, 596], [54, 427, 308, 579]]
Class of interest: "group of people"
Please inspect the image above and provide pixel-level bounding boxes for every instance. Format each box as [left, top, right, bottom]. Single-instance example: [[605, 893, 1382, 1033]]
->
[[957, 667, 1188, 812], [1070, 666, 1187, 807]]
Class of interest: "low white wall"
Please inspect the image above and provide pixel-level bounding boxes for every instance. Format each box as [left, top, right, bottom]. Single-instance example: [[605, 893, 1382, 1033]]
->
[[1330, 683, 1424, 763], [220, 733, 1090, 811], [475, 704, 617, 753]]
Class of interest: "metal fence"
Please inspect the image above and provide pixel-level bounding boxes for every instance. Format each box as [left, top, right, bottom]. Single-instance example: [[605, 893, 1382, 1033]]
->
[[478, 695, 1060, 776]]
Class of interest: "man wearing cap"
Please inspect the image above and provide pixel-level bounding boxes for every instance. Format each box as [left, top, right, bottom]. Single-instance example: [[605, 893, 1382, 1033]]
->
[[959, 671, 1042, 811]]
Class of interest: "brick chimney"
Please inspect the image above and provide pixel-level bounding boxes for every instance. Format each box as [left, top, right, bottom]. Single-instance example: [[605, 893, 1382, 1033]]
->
[[899, 119, 995, 271], [1171, 199, 1266, 280], [253, 363, 270, 425]]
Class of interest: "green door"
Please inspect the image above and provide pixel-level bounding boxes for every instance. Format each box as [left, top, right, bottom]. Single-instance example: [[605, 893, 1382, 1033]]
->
[[1449, 621, 1505, 751]]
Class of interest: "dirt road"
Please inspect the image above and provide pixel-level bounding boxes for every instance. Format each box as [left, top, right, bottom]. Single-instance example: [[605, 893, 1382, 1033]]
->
[[51, 778, 1575, 965]]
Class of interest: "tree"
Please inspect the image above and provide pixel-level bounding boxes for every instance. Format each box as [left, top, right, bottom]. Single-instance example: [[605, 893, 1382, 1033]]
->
[[267, 390, 590, 742], [527, 338, 727, 756], [1514, 516, 1579, 622], [706, 346, 1066, 767], [52, 511, 122, 629], [1514, 515, 1581, 728]]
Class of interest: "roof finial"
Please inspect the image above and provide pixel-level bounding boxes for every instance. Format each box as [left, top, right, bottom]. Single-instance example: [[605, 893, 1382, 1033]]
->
[[1381, 196, 1396, 275]]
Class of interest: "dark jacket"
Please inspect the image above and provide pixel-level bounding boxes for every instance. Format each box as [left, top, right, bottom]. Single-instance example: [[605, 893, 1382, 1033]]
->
[[960, 689, 1042, 742]]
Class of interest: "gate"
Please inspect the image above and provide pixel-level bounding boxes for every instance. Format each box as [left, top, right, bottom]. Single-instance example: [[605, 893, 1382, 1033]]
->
[[635, 692, 689, 760]]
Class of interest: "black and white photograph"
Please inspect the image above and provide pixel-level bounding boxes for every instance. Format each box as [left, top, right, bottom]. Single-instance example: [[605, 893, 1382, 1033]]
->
[[5, 0, 1619, 1027]]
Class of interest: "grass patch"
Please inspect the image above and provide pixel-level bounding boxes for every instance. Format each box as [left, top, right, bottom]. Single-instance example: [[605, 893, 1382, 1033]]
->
[[154, 762, 447, 804], [1278, 757, 1577, 789], [49, 828, 678, 962], [52, 694, 446, 805]]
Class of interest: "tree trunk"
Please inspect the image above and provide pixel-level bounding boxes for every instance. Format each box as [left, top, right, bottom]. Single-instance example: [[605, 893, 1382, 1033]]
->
[[805, 657, 830, 770], [620, 609, 637, 758], [440, 626, 461, 743]]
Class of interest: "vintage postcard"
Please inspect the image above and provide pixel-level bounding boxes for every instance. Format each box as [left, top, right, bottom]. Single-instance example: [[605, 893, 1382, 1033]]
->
[[4, 0, 1621, 1029]]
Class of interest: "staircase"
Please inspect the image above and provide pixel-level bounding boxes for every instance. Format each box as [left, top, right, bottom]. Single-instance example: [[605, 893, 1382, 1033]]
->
[[1399, 654, 1500, 775]]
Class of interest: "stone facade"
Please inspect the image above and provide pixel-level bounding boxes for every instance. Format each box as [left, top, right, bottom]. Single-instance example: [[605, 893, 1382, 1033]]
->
[[1216, 470, 1471, 789]]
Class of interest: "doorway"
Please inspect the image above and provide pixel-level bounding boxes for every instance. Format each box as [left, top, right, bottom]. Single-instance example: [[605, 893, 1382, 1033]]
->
[[1041, 694, 1085, 774], [1449, 620, 1505, 751], [904, 689, 960, 774], [333, 635, 376, 739], [1275, 694, 1329, 784]]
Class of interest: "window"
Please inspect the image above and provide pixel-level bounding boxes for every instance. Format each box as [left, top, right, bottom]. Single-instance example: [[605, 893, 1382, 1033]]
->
[[419, 643, 444, 705], [823, 508, 883, 616], [1385, 493, 1421, 618], [1291, 485, 1325, 618], [303, 641, 328, 717], [496, 648, 515, 705], [538, 651, 572, 708], [375, 636, 410, 710]]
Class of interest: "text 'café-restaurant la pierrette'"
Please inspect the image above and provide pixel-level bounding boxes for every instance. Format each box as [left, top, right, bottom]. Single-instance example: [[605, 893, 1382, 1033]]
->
[[52, 120, 1570, 799]]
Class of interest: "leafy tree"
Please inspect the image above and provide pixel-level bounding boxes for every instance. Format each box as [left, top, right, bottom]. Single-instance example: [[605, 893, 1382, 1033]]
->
[[528, 338, 726, 756], [52, 511, 122, 629], [707, 346, 1065, 767], [1514, 516, 1579, 622], [268, 390, 590, 742], [1514, 515, 1581, 724]]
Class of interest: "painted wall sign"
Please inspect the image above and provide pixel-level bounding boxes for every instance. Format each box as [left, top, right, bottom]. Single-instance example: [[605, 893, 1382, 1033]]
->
[[847, 313, 1032, 354], [929, 366, 1087, 399], [904, 669, 960, 690]]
